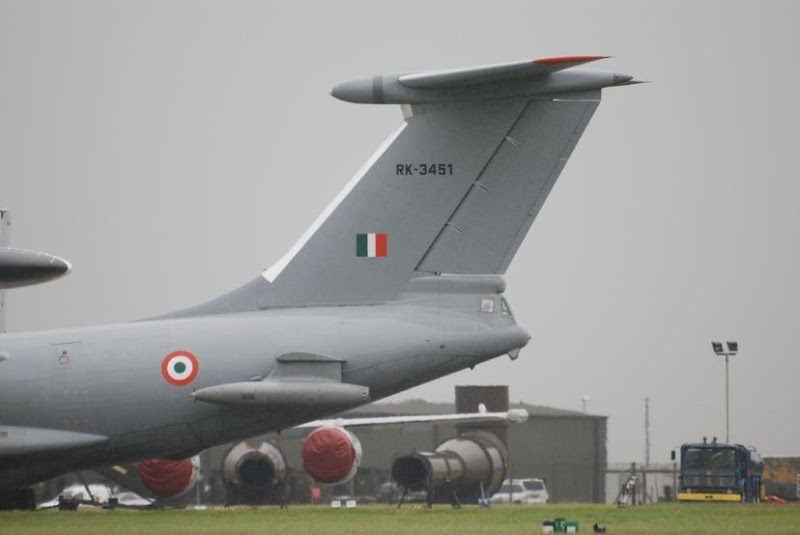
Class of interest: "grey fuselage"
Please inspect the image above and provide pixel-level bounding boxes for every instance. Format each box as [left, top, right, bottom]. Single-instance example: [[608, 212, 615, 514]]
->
[[0, 279, 528, 490]]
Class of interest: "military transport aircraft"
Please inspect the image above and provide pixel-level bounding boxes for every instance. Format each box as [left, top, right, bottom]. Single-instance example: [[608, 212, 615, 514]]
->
[[0, 56, 636, 509]]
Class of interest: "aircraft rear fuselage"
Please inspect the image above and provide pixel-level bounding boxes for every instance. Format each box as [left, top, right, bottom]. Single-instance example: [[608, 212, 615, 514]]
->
[[0, 280, 528, 489]]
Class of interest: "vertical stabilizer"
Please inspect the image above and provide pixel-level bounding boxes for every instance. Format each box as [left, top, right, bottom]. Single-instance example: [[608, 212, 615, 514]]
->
[[257, 99, 530, 307], [173, 57, 635, 315]]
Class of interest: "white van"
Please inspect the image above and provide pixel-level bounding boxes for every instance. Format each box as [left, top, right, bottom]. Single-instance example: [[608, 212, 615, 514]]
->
[[490, 478, 549, 504]]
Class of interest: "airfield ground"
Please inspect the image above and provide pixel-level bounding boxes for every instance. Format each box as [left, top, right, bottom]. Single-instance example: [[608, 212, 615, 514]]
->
[[1, 503, 799, 534]]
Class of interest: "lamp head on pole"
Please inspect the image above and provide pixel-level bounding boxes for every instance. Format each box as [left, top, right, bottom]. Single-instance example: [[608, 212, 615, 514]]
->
[[726, 341, 738, 355], [711, 341, 724, 355]]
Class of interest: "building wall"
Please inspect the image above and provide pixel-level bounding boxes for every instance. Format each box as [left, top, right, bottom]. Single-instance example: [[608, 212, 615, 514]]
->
[[506, 415, 606, 503], [262, 410, 607, 503], [763, 457, 800, 501], [204, 400, 608, 504]]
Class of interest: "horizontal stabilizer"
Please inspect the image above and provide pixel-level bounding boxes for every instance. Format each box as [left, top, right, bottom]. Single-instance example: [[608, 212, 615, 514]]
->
[[398, 56, 608, 88], [331, 56, 631, 104], [0, 425, 108, 457], [192, 381, 370, 407]]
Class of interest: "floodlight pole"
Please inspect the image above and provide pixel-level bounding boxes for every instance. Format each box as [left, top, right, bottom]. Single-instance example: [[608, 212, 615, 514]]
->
[[711, 341, 737, 443], [723, 353, 730, 443]]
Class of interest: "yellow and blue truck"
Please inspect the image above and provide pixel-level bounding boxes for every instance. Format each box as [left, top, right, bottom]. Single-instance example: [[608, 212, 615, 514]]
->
[[675, 440, 764, 502]]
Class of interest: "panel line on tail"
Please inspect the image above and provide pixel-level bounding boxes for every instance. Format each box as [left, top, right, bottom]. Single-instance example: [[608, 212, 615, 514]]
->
[[414, 94, 601, 275], [413, 100, 530, 274], [497, 97, 600, 273]]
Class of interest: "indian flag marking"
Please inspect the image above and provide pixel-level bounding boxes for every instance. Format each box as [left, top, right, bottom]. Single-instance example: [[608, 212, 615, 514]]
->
[[356, 233, 388, 258], [161, 350, 199, 386]]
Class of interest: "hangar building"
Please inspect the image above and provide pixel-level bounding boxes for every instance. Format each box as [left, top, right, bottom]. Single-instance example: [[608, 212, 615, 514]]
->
[[205, 386, 607, 504]]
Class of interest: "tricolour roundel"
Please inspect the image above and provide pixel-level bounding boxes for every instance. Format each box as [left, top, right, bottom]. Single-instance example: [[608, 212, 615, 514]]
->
[[161, 350, 199, 386]]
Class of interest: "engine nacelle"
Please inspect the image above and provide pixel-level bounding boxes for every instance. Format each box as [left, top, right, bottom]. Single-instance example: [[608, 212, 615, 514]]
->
[[138, 456, 200, 499], [302, 426, 362, 485], [391, 431, 507, 501], [221, 440, 287, 503]]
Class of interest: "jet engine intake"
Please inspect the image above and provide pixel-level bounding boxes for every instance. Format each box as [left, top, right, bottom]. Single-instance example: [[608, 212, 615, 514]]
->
[[221, 440, 287, 504], [391, 431, 507, 501], [138, 456, 200, 499], [302, 426, 362, 485]]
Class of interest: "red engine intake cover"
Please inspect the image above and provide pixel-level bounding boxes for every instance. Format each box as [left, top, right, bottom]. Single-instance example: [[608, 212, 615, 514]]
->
[[138, 457, 195, 498], [302, 427, 356, 484]]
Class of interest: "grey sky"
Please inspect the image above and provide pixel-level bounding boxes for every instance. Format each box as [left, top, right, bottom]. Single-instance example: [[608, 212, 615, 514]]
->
[[2, 1, 798, 463]]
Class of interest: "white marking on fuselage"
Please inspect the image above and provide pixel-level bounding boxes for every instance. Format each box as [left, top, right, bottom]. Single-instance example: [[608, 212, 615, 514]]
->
[[262, 122, 408, 282]]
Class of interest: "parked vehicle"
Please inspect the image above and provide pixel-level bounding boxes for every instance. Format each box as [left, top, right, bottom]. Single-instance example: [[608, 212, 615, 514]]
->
[[110, 491, 152, 507], [490, 478, 549, 504], [674, 439, 763, 502], [38, 484, 112, 508]]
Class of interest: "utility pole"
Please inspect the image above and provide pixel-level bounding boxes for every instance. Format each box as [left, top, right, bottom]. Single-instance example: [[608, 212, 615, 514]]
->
[[645, 397, 650, 468]]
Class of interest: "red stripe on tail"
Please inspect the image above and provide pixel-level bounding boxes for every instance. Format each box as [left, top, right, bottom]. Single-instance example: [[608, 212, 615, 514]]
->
[[376, 233, 388, 257]]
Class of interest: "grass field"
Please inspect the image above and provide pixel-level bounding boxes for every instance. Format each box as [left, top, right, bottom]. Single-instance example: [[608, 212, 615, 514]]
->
[[1, 503, 799, 534]]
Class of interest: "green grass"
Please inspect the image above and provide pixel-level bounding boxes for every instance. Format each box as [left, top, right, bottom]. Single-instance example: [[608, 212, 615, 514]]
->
[[0, 503, 799, 534]]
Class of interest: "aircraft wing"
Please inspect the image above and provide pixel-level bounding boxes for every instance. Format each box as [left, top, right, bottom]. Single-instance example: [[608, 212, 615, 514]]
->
[[294, 405, 528, 429], [0, 425, 108, 457]]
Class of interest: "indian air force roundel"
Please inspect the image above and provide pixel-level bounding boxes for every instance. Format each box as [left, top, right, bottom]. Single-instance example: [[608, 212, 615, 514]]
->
[[161, 350, 199, 386]]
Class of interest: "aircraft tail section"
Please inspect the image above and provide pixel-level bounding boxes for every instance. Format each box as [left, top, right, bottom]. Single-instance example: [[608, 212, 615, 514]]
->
[[257, 98, 532, 307], [174, 57, 635, 315]]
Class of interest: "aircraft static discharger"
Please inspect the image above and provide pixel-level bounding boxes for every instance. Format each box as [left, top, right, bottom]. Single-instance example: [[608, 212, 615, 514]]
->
[[0, 56, 637, 509]]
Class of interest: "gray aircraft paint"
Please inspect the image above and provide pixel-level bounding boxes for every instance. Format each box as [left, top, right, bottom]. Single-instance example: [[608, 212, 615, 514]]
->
[[0, 58, 634, 491], [0, 210, 8, 248]]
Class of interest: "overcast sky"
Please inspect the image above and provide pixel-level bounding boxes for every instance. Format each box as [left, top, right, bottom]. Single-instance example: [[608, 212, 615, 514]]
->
[[2, 1, 799, 463]]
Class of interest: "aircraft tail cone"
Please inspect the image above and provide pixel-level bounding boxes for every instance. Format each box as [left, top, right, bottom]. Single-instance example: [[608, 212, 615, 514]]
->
[[612, 73, 634, 85]]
